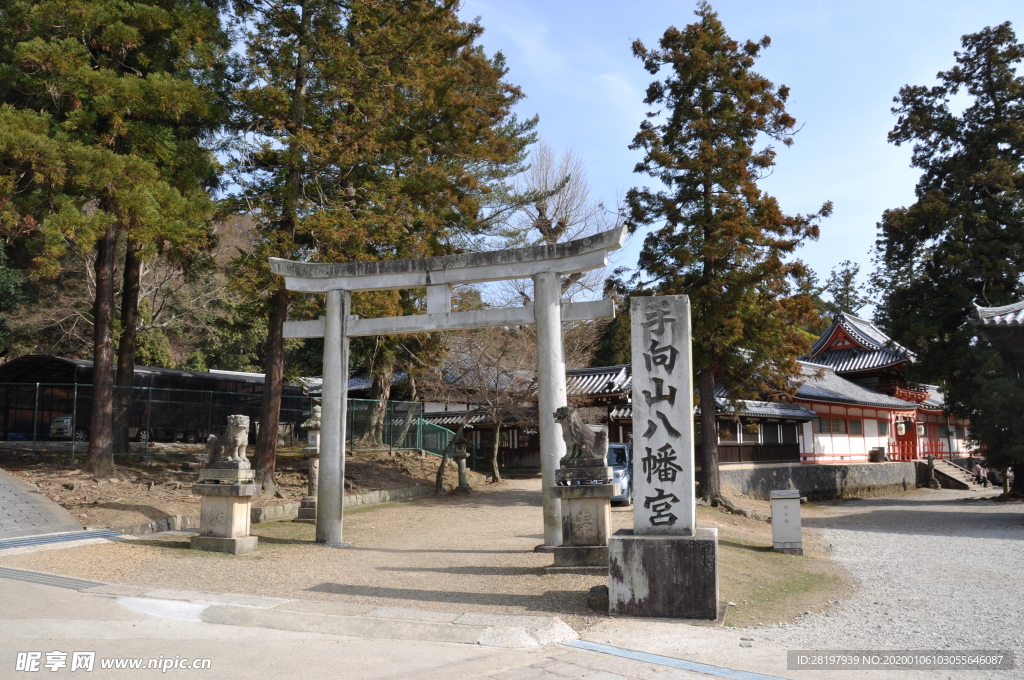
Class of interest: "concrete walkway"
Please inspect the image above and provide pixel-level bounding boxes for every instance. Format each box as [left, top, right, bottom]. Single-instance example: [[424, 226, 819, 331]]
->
[[0, 572, 723, 680], [0, 469, 81, 540]]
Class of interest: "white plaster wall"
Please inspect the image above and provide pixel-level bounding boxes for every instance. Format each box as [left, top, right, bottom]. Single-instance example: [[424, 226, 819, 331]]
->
[[863, 419, 884, 452], [833, 436, 850, 455], [815, 433, 832, 455]]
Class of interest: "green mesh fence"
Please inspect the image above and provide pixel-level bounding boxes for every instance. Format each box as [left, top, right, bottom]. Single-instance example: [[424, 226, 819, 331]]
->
[[419, 420, 456, 457]]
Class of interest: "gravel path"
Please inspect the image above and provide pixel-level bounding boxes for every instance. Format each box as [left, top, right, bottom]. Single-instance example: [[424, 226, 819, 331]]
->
[[758, 489, 1024, 676]]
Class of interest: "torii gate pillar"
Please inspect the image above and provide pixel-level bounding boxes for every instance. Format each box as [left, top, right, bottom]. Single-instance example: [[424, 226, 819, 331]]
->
[[534, 271, 566, 549], [318, 289, 349, 547]]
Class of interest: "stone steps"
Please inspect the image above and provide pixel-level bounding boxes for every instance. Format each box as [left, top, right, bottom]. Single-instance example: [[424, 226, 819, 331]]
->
[[933, 460, 988, 491]]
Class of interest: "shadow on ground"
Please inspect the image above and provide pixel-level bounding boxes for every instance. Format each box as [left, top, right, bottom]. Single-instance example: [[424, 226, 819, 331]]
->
[[305, 582, 588, 614], [374, 565, 543, 576]]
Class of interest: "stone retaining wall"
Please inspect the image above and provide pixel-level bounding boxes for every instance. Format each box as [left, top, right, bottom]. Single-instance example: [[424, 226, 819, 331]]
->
[[112, 484, 436, 534], [110, 514, 200, 535], [719, 462, 917, 501]]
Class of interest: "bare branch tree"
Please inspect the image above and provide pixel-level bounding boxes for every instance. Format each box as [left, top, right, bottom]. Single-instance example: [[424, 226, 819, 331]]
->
[[493, 142, 624, 306], [418, 329, 538, 483]]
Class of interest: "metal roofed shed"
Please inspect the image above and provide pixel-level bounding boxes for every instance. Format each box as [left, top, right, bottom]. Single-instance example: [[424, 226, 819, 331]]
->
[[0, 355, 308, 446]]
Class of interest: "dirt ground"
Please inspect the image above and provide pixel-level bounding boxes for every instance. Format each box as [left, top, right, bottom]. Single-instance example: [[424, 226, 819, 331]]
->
[[0, 477, 851, 632], [0, 446, 479, 529]]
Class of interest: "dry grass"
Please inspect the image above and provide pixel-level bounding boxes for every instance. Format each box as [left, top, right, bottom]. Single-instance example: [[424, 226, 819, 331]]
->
[[0, 447, 482, 528]]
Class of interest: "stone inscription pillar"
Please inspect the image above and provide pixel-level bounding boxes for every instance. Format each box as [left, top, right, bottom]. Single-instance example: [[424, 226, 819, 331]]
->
[[630, 294, 696, 534], [533, 270, 566, 549], [609, 295, 719, 620]]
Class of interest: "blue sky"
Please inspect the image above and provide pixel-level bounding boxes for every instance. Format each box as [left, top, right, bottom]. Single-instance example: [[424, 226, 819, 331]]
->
[[460, 0, 1024, 297]]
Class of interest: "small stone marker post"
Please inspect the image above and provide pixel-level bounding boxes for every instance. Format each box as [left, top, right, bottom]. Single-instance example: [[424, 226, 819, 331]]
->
[[608, 295, 720, 619], [191, 415, 259, 555], [770, 489, 803, 554], [296, 406, 322, 524]]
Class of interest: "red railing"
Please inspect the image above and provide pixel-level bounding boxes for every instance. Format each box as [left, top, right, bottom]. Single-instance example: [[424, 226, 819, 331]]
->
[[888, 440, 970, 460], [888, 441, 916, 460]]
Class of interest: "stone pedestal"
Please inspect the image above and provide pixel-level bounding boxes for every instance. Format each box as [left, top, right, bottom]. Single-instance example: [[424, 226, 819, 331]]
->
[[547, 460, 618, 574], [608, 528, 719, 619], [190, 481, 260, 555]]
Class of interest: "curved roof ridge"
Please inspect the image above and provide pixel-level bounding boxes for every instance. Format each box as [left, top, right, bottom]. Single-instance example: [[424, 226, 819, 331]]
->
[[972, 300, 1024, 317], [835, 312, 889, 350], [810, 311, 914, 360], [970, 300, 1024, 327]]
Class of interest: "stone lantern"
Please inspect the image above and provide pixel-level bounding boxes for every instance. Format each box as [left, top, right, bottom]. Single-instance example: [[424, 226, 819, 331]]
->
[[451, 436, 472, 494], [296, 405, 322, 524]]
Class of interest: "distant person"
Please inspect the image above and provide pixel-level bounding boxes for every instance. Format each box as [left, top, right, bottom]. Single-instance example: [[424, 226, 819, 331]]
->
[[973, 462, 988, 487], [987, 468, 1003, 487]]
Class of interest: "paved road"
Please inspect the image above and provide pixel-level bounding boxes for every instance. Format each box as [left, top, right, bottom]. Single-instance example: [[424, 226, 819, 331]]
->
[[0, 469, 82, 540], [0, 577, 722, 680]]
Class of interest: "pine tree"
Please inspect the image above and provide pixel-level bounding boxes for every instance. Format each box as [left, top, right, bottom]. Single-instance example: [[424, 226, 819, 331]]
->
[[872, 22, 1024, 483], [626, 3, 830, 504], [227, 0, 534, 489], [0, 0, 225, 475]]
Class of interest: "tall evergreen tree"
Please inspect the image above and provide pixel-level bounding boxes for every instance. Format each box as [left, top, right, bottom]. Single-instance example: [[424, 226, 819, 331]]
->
[[228, 0, 534, 490], [823, 260, 869, 316], [626, 3, 830, 504], [872, 22, 1024, 484], [0, 0, 224, 475]]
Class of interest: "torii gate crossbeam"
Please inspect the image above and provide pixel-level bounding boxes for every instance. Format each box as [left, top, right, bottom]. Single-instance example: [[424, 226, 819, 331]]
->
[[270, 226, 626, 549]]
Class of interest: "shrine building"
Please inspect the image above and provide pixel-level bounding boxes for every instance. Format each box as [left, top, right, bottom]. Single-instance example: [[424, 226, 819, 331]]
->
[[573, 312, 972, 467]]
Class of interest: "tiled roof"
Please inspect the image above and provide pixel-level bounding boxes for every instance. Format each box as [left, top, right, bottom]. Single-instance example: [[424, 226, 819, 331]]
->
[[969, 301, 1024, 327], [810, 312, 903, 354], [795, 363, 916, 409], [804, 347, 907, 373], [921, 385, 945, 409], [566, 365, 630, 396], [732, 401, 818, 419], [607, 400, 817, 421], [302, 372, 409, 395], [807, 312, 913, 375], [422, 412, 492, 426]]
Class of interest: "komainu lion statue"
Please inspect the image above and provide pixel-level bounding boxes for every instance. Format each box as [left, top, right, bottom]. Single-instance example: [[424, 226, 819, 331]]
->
[[554, 406, 608, 466], [206, 414, 251, 466]]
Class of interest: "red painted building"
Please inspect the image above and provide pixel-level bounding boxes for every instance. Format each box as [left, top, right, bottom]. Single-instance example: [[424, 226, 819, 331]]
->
[[576, 312, 972, 466]]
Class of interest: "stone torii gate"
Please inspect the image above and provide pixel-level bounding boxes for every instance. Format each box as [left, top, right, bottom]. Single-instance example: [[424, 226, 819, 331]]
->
[[270, 226, 626, 548]]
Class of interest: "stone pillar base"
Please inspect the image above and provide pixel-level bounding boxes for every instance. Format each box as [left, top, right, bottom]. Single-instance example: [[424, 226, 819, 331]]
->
[[189, 535, 258, 555], [609, 527, 719, 619], [295, 496, 317, 524], [553, 545, 608, 567]]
